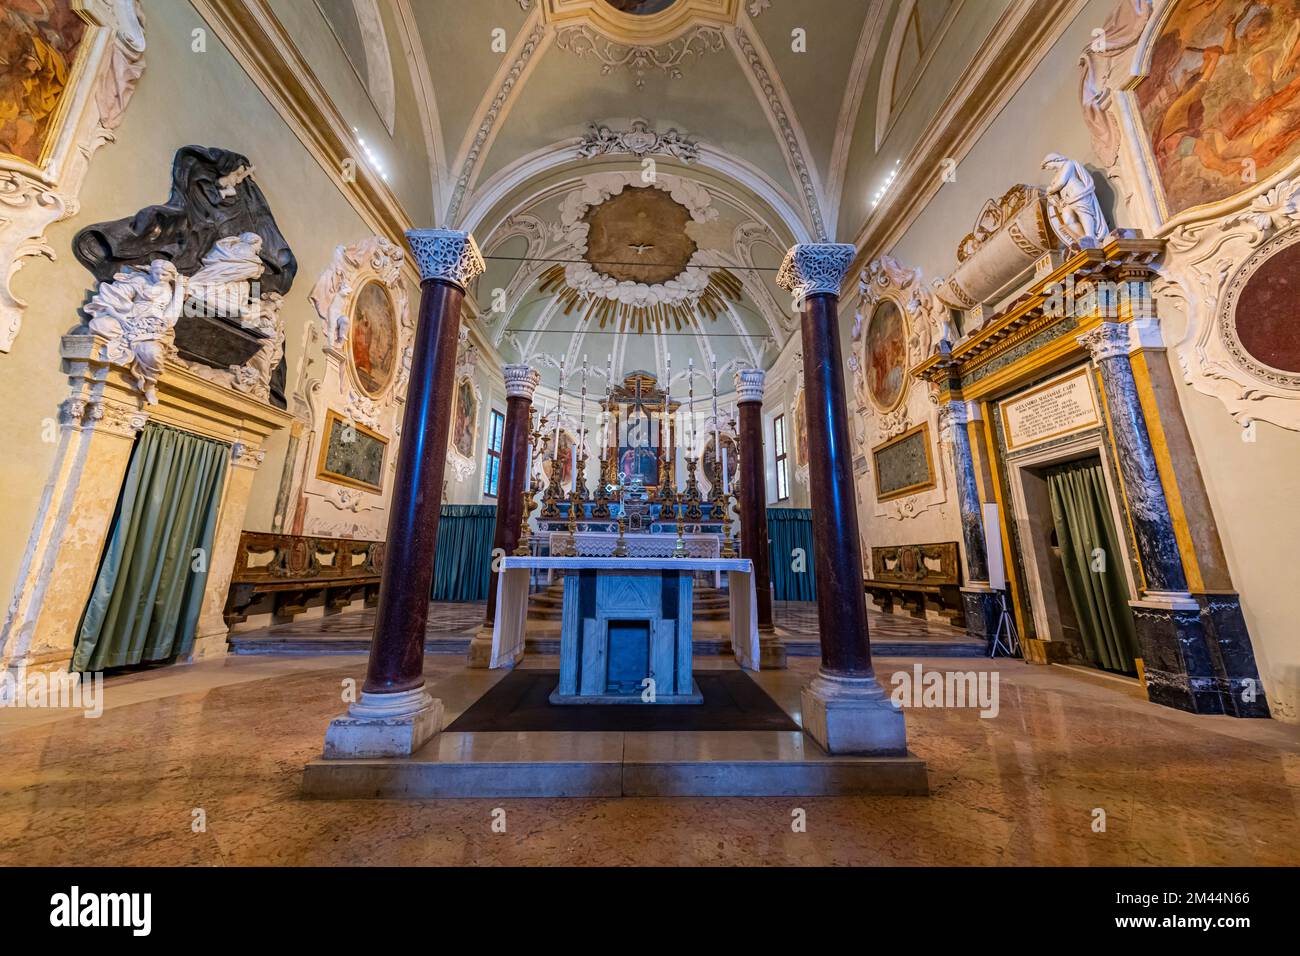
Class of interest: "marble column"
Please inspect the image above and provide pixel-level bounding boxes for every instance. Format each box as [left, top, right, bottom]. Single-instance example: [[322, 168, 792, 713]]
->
[[323, 229, 485, 757], [735, 367, 785, 668], [936, 388, 1000, 641], [468, 364, 540, 667], [1077, 321, 1222, 714], [777, 244, 907, 755]]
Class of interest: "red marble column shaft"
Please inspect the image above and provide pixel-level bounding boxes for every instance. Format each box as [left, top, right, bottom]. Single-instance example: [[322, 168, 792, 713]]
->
[[363, 278, 465, 694], [737, 397, 775, 631], [484, 390, 533, 625], [799, 291, 874, 676]]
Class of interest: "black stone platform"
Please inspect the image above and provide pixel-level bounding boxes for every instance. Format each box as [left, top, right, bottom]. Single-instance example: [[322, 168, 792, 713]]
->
[[445, 669, 799, 733]]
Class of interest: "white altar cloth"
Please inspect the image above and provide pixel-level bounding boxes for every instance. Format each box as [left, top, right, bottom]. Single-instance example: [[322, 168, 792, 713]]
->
[[491, 556, 760, 671], [545, 532, 723, 586]]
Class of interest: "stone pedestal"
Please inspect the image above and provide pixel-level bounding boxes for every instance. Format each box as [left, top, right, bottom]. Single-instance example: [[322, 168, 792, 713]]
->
[[800, 672, 907, 756], [324, 688, 445, 758]]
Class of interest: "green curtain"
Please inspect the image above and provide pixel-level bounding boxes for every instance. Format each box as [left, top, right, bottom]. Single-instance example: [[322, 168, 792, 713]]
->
[[73, 423, 230, 672], [431, 504, 497, 601], [767, 508, 816, 601], [1045, 459, 1140, 673]]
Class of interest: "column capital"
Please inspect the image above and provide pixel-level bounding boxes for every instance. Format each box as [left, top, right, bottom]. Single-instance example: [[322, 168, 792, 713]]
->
[[734, 367, 765, 403], [405, 229, 486, 289], [503, 364, 541, 401], [1076, 321, 1130, 362], [776, 243, 857, 300]]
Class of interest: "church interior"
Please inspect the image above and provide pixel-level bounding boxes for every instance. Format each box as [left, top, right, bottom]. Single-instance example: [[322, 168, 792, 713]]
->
[[1, 0, 1299, 873]]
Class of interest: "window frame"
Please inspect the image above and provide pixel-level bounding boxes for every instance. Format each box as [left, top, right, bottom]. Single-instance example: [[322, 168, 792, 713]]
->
[[483, 407, 506, 498], [773, 413, 790, 502]]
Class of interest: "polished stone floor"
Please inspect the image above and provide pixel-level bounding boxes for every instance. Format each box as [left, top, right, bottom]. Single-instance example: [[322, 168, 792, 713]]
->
[[2, 635, 1298, 865]]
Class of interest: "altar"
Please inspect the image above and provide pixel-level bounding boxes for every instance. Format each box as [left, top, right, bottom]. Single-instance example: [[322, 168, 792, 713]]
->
[[490, 556, 761, 698]]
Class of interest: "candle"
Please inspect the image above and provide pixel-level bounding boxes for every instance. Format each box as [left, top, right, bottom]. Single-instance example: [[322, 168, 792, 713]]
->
[[711, 356, 720, 479], [722, 444, 729, 493], [579, 355, 588, 492], [687, 358, 695, 458], [554, 358, 565, 456]]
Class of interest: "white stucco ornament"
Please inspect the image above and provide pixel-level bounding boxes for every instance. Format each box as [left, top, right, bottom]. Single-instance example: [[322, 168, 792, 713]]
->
[[1042, 153, 1109, 249]]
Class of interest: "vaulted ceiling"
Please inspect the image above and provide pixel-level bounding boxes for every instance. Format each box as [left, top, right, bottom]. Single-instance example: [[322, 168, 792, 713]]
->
[[316, 0, 1002, 386]]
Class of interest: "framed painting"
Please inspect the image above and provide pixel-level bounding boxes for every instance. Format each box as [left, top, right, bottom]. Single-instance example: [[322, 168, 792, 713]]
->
[[317, 408, 388, 493], [1133, 0, 1300, 221], [872, 422, 935, 502], [864, 299, 908, 411], [452, 376, 477, 460], [349, 278, 398, 398], [0, 0, 92, 169]]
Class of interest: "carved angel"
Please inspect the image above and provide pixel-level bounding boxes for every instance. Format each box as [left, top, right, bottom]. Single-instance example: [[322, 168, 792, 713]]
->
[[85, 260, 186, 404], [1042, 153, 1109, 249]]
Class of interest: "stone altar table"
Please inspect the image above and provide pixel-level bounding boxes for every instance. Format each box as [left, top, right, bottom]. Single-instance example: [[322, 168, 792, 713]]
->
[[490, 557, 760, 684]]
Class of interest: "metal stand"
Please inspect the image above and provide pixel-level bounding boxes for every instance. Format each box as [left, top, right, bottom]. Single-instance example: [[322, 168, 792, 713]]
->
[[989, 588, 1021, 659]]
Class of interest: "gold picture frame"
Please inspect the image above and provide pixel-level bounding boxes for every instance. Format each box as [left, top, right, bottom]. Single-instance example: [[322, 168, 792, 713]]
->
[[316, 409, 389, 494], [872, 422, 936, 502]]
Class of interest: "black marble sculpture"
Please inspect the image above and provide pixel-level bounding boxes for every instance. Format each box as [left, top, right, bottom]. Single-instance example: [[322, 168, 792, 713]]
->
[[72, 146, 297, 408]]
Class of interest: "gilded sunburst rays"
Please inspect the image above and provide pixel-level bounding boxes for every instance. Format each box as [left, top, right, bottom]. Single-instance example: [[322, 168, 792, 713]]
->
[[538, 263, 743, 335]]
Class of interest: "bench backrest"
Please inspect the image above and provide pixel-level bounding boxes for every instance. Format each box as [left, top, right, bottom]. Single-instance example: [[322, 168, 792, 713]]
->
[[231, 531, 384, 584], [869, 542, 961, 586]]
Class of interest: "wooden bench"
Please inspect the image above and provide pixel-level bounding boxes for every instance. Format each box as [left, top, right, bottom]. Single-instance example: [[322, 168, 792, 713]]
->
[[224, 531, 384, 625], [863, 541, 966, 629]]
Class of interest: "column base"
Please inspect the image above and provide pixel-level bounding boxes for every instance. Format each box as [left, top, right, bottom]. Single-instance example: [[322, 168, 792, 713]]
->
[[1130, 593, 1223, 715], [1197, 592, 1270, 718], [959, 585, 1000, 644], [466, 623, 522, 669], [759, 625, 788, 669], [800, 671, 907, 756], [323, 687, 443, 759]]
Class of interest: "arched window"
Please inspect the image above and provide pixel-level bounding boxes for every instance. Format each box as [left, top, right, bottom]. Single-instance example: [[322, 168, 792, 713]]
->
[[875, 0, 960, 151]]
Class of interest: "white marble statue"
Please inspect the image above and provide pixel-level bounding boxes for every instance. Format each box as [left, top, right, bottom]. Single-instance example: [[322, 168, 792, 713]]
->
[[1042, 153, 1109, 249], [186, 231, 265, 321], [84, 260, 186, 405]]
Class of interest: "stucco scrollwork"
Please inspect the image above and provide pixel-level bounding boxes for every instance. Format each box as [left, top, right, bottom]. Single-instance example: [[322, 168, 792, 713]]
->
[[1159, 178, 1300, 431], [0, 0, 147, 354]]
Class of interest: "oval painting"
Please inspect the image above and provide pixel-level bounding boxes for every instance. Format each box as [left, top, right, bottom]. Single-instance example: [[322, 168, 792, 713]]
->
[[865, 300, 908, 410], [350, 279, 398, 397], [1234, 241, 1300, 375]]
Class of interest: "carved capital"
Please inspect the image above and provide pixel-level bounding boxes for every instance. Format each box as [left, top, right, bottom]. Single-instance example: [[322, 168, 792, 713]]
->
[[776, 243, 857, 300], [503, 364, 541, 401], [405, 229, 485, 289], [734, 367, 765, 404], [1076, 321, 1131, 363]]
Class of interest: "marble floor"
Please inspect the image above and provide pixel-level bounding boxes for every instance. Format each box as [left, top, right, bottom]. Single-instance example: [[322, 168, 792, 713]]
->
[[2, 639, 1298, 865]]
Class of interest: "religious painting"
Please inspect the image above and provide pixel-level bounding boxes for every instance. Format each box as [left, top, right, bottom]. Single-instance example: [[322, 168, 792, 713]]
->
[[452, 377, 477, 459], [0, 0, 88, 167], [872, 422, 935, 502], [349, 279, 397, 397], [1228, 236, 1300, 377], [617, 444, 659, 486], [865, 299, 908, 411], [793, 388, 809, 467], [1136, 0, 1300, 219], [317, 409, 388, 493], [701, 432, 737, 490]]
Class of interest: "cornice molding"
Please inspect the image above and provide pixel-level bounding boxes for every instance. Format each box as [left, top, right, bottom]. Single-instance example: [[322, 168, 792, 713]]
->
[[729, 21, 827, 241], [826, 0, 889, 233], [842, 0, 1090, 289], [445, 13, 551, 226]]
